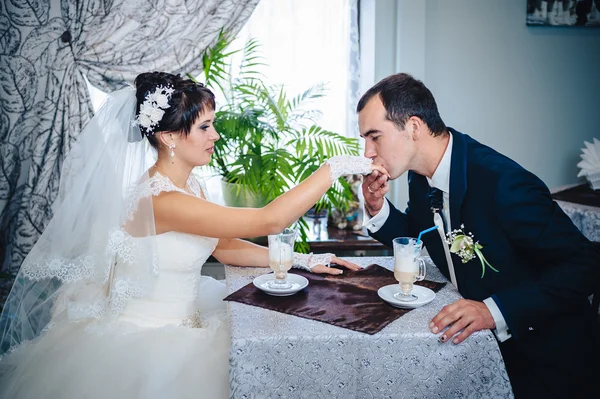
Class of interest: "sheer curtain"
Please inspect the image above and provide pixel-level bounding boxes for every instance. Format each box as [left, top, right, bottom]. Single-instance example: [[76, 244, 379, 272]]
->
[[232, 0, 360, 138]]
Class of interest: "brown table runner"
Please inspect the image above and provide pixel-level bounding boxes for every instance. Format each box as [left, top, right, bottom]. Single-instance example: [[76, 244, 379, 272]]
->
[[224, 264, 446, 335]]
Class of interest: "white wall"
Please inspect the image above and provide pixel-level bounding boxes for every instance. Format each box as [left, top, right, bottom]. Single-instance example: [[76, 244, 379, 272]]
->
[[367, 0, 600, 209]]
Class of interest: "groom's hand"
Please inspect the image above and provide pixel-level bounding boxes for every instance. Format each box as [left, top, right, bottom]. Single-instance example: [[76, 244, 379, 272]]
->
[[429, 299, 496, 344], [362, 170, 389, 216]]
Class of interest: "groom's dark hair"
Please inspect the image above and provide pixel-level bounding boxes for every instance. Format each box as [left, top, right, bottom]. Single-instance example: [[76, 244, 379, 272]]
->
[[134, 72, 216, 148], [356, 73, 447, 136]]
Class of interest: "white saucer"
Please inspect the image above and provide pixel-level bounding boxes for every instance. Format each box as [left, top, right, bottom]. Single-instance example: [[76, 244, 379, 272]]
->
[[377, 284, 436, 309], [253, 273, 309, 296]]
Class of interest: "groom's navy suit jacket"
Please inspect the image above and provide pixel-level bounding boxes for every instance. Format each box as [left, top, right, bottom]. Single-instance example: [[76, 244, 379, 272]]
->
[[370, 128, 600, 396]]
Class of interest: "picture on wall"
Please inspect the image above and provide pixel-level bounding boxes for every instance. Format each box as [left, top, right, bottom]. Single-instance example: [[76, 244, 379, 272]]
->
[[527, 0, 600, 26]]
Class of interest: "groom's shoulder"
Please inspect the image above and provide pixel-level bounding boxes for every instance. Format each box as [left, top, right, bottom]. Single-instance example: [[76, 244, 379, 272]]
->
[[455, 129, 543, 187]]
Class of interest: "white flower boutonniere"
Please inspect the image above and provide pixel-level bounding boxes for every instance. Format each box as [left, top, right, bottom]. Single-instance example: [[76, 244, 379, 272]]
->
[[445, 224, 499, 278]]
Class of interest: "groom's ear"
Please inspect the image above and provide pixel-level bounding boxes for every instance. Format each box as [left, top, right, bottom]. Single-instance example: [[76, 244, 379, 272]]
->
[[406, 116, 424, 141]]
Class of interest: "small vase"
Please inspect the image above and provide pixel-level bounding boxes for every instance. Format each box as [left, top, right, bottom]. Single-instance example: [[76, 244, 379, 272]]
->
[[221, 179, 269, 208]]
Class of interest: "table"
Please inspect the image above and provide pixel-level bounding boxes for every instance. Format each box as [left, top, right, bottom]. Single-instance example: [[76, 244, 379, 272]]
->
[[225, 257, 513, 398], [552, 183, 600, 242], [241, 217, 391, 257]]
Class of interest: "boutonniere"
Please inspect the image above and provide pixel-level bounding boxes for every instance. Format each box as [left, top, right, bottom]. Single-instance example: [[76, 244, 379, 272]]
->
[[445, 225, 499, 277]]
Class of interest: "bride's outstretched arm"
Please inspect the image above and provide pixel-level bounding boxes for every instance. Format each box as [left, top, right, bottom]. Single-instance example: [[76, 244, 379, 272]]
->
[[212, 238, 362, 275], [212, 238, 268, 267], [153, 157, 388, 239]]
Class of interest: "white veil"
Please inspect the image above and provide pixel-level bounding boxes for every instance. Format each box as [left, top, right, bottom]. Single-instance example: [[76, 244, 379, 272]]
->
[[0, 87, 159, 353]]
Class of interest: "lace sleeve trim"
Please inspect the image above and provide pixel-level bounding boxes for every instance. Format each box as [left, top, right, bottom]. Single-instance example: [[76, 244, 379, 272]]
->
[[187, 175, 204, 198], [325, 155, 372, 182], [292, 252, 333, 272], [124, 173, 187, 221]]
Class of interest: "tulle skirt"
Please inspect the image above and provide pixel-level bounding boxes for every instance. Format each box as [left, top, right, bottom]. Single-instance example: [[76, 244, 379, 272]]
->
[[0, 277, 230, 399]]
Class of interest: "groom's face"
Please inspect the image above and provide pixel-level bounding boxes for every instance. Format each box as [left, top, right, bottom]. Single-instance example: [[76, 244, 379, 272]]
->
[[358, 96, 416, 179]]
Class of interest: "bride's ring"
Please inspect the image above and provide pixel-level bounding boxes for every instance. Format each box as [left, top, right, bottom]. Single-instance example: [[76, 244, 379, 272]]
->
[[367, 186, 376, 194]]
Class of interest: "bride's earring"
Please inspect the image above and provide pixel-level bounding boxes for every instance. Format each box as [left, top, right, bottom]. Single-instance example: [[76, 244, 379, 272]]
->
[[169, 144, 176, 158]]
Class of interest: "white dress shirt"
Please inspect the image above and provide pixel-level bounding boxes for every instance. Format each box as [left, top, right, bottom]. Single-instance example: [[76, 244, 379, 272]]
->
[[363, 133, 511, 342]]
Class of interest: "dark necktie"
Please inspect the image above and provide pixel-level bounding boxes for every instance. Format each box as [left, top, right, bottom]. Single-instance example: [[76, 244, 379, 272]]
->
[[429, 187, 448, 233]]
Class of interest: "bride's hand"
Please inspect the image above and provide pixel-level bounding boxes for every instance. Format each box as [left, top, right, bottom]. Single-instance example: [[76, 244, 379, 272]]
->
[[369, 163, 390, 180], [310, 256, 361, 275], [292, 252, 361, 274], [325, 155, 390, 182]]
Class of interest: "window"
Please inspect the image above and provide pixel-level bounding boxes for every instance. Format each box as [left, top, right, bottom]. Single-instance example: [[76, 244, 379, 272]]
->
[[233, 0, 359, 138], [86, 0, 359, 138]]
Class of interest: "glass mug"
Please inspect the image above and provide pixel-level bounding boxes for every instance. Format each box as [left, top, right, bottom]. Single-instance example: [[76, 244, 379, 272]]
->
[[392, 237, 426, 302], [266, 228, 297, 290]]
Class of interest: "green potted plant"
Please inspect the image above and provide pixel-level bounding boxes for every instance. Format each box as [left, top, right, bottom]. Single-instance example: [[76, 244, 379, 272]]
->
[[194, 32, 360, 250]]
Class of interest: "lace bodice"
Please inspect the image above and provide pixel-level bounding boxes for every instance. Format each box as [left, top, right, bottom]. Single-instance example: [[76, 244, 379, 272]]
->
[[112, 173, 219, 328]]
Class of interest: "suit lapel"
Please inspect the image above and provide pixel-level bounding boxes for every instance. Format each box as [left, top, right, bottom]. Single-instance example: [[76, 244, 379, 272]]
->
[[408, 131, 469, 285], [448, 128, 468, 232]]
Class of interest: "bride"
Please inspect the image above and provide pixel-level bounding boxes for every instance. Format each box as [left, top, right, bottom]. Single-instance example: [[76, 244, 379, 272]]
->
[[0, 72, 387, 398]]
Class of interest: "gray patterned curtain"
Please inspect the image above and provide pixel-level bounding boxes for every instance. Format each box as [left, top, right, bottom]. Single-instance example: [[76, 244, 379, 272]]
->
[[0, 0, 259, 304]]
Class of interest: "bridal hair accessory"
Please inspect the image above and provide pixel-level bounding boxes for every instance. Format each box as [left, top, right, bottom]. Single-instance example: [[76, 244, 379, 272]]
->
[[136, 85, 175, 135], [445, 225, 499, 278], [576, 137, 600, 190]]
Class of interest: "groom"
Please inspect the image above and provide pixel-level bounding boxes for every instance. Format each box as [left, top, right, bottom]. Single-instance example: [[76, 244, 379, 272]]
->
[[357, 73, 600, 398]]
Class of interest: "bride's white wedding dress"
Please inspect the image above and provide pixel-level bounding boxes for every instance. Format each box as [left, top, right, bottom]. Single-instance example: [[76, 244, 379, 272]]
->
[[0, 173, 230, 399]]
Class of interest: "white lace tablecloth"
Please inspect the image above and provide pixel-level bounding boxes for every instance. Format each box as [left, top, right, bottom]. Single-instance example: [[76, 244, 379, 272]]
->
[[555, 200, 600, 242], [225, 257, 513, 398]]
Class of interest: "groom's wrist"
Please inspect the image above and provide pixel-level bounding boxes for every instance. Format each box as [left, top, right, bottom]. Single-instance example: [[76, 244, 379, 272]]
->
[[483, 297, 512, 342], [365, 203, 382, 217], [363, 200, 390, 233]]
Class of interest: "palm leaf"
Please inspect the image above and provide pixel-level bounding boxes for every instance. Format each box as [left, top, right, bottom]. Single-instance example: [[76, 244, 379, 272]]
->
[[193, 33, 359, 252]]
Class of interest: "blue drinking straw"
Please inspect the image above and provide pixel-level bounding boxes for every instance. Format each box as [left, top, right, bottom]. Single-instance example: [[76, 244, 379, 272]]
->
[[416, 226, 438, 245]]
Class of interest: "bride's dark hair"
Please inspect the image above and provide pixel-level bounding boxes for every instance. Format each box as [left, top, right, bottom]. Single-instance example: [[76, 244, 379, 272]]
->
[[134, 72, 216, 148]]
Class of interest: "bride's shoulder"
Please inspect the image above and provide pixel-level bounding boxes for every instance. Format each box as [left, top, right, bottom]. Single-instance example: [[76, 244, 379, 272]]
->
[[126, 173, 207, 213], [186, 174, 204, 198], [132, 172, 184, 199], [124, 173, 186, 212]]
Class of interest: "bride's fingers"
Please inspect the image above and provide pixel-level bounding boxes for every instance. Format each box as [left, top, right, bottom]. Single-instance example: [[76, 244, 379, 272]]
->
[[311, 265, 344, 275], [331, 256, 361, 271], [369, 164, 390, 179], [372, 172, 390, 192]]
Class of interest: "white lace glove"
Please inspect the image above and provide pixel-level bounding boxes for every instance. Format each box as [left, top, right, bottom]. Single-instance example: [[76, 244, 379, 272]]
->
[[325, 155, 372, 183], [292, 252, 333, 272]]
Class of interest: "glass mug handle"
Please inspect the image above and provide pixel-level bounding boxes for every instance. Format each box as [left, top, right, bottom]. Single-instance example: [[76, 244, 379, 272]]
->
[[414, 257, 426, 282]]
